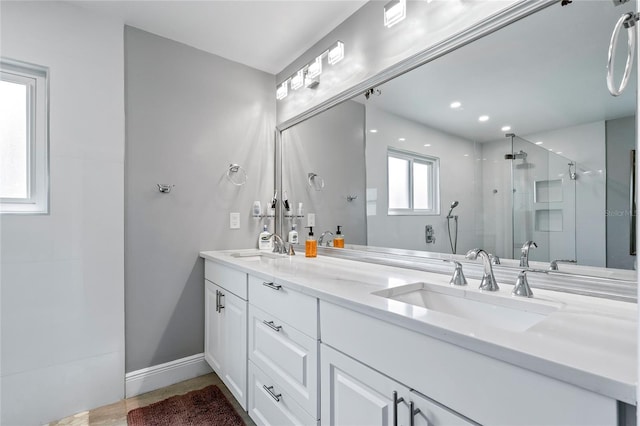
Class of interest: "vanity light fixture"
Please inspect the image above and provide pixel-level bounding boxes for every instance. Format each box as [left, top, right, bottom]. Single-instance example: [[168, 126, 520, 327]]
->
[[328, 41, 344, 65], [276, 40, 345, 99], [384, 0, 406, 28], [291, 70, 304, 90], [276, 81, 288, 100], [450, 101, 462, 109], [307, 56, 322, 79], [478, 115, 490, 122], [501, 125, 511, 131]]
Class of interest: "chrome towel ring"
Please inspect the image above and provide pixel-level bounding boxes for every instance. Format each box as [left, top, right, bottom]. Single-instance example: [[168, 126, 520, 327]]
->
[[226, 163, 247, 186], [307, 172, 325, 191], [607, 12, 638, 97]]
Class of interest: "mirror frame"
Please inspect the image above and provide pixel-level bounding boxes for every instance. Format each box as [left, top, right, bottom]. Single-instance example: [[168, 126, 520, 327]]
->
[[274, 0, 637, 287]]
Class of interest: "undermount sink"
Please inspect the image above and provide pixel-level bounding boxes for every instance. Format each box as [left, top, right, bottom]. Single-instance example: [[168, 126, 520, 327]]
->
[[229, 251, 283, 261], [372, 282, 560, 332]]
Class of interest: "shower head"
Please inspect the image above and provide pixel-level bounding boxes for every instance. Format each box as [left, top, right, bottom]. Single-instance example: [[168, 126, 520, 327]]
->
[[447, 201, 459, 218], [504, 150, 528, 160]]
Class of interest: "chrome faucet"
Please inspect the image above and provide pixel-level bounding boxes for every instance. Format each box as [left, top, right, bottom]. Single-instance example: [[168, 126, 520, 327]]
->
[[318, 231, 334, 247], [465, 248, 499, 291], [519, 241, 538, 267], [443, 259, 467, 286], [267, 233, 294, 255], [549, 259, 576, 271]]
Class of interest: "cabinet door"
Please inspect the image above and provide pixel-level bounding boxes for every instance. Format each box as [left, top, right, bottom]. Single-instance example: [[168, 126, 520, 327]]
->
[[221, 289, 248, 410], [321, 344, 409, 426], [204, 281, 224, 375]]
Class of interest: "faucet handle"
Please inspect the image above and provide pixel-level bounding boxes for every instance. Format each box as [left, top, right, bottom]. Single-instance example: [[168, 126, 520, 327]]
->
[[549, 259, 577, 271], [443, 260, 467, 286], [490, 254, 500, 265], [513, 270, 534, 298]]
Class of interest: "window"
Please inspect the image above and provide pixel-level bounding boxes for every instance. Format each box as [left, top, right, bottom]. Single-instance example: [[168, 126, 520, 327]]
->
[[387, 147, 440, 215], [0, 59, 49, 214]]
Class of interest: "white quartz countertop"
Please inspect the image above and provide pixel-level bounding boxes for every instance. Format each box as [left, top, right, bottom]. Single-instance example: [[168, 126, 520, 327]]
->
[[200, 249, 637, 405]]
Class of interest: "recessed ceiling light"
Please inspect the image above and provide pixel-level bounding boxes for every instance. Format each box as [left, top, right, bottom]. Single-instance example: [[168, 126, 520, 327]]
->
[[556, 151, 563, 154], [383, 0, 406, 28], [548, 148, 553, 151], [463, 154, 469, 157], [328, 41, 344, 65], [369, 129, 378, 133], [535, 141, 544, 145], [450, 101, 462, 109], [398, 137, 406, 141], [478, 115, 489, 122], [424, 144, 431, 147], [501, 125, 511, 131]]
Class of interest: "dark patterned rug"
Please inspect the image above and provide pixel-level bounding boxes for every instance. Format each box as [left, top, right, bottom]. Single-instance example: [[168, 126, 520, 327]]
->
[[127, 385, 246, 426]]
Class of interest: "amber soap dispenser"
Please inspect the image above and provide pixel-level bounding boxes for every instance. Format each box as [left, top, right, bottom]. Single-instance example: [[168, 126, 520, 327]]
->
[[305, 226, 317, 258], [334, 225, 344, 248]]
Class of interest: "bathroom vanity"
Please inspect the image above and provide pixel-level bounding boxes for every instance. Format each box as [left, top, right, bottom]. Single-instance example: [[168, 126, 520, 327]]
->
[[200, 249, 637, 426]]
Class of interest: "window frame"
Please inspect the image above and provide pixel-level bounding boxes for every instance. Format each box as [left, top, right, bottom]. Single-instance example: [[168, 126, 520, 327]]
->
[[0, 58, 49, 214], [387, 147, 440, 216]]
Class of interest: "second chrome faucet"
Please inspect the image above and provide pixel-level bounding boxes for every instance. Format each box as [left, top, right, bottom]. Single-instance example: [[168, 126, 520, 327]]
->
[[465, 248, 499, 291]]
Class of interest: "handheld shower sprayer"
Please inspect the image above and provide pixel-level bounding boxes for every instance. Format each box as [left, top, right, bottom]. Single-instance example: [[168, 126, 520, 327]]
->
[[446, 201, 459, 254], [447, 201, 459, 218]]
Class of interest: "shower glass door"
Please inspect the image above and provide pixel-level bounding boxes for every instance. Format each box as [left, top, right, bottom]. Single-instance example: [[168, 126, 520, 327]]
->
[[511, 136, 577, 263]]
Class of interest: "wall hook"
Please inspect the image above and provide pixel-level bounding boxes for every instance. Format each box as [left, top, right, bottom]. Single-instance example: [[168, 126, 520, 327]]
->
[[346, 195, 358, 202], [157, 184, 174, 193]]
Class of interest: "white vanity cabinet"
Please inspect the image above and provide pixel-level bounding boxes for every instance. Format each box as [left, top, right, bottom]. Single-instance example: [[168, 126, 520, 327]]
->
[[247, 275, 319, 426], [320, 300, 619, 426], [204, 261, 248, 410], [321, 344, 472, 426]]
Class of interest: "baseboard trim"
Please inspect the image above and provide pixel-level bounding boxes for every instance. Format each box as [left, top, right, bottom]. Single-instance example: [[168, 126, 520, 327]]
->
[[125, 353, 212, 398]]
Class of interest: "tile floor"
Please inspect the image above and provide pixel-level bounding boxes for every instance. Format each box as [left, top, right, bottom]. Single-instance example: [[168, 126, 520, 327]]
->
[[48, 373, 255, 426]]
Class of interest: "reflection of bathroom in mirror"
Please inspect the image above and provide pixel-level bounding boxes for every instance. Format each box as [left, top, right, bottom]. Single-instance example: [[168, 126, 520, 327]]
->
[[281, 0, 636, 270]]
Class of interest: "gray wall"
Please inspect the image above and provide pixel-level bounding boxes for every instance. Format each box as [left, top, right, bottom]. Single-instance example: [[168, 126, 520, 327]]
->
[[125, 27, 275, 372], [281, 100, 366, 244], [606, 116, 636, 269]]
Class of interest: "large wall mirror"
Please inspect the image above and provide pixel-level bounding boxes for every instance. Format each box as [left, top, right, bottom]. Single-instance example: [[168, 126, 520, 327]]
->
[[280, 0, 637, 276]]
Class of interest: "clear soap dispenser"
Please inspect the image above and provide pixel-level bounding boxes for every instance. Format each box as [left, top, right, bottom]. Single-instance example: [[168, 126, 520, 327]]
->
[[334, 225, 344, 248], [305, 226, 317, 258]]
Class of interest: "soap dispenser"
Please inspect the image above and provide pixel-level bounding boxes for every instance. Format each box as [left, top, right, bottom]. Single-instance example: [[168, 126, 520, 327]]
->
[[334, 225, 344, 248], [288, 223, 299, 244], [305, 226, 317, 258], [258, 224, 273, 251]]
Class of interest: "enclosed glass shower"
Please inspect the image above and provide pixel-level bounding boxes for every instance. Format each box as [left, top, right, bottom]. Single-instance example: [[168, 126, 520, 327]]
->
[[481, 135, 577, 263]]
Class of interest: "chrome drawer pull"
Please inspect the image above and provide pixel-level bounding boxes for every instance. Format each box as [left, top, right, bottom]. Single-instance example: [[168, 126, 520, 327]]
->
[[218, 291, 225, 311], [409, 401, 421, 426], [393, 391, 404, 426], [263, 320, 283, 332], [263, 385, 281, 402], [262, 281, 282, 290], [215, 290, 220, 313]]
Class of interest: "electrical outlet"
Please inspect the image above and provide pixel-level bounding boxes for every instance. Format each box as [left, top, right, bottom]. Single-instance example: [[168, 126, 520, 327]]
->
[[230, 212, 240, 229], [307, 213, 316, 227]]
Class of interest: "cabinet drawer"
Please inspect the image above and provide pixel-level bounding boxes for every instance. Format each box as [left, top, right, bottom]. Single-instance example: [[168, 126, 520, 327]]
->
[[249, 275, 317, 338], [248, 361, 318, 426], [205, 260, 247, 299], [249, 304, 318, 417]]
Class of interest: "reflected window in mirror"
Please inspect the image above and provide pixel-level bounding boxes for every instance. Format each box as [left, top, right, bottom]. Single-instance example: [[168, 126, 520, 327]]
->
[[387, 148, 440, 215]]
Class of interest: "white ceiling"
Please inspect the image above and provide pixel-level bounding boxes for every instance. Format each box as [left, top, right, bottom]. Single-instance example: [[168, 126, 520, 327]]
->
[[358, 0, 636, 143], [73, 0, 368, 75]]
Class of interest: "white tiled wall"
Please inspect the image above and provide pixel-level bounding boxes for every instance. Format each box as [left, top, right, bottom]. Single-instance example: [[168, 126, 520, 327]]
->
[[0, 2, 125, 424]]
